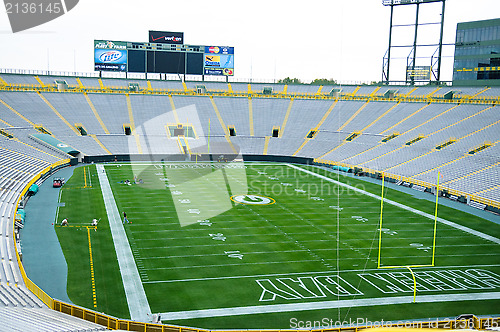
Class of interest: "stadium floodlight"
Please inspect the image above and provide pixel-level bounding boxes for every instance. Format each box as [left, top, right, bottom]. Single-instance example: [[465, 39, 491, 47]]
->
[[382, 0, 446, 84], [382, 0, 442, 5]]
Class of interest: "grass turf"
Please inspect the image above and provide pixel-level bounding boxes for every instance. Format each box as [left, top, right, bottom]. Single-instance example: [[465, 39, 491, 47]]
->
[[54, 162, 500, 329], [55, 165, 129, 318]]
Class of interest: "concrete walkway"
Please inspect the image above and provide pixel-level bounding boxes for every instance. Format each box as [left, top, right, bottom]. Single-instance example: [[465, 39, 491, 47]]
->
[[22, 166, 75, 303], [96, 164, 151, 322]]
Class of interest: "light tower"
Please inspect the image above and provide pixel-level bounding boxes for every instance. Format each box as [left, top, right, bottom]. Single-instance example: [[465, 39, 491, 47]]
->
[[382, 0, 446, 85]]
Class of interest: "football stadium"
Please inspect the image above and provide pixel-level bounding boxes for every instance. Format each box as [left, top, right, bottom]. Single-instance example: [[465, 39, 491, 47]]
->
[[0, 0, 499, 331]]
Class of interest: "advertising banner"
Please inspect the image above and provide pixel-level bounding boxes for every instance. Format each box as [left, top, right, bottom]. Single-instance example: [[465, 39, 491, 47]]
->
[[204, 55, 220, 67], [94, 48, 127, 72], [204, 46, 234, 55], [149, 30, 184, 44], [94, 40, 127, 50], [203, 45, 234, 76], [204, 68, 234, 76], [218, 54, 234, 69]]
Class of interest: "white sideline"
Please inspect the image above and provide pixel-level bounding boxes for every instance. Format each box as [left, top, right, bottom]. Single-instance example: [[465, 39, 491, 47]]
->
[[287, 164, 500, 245], [162, 291, 500, 320], [96, 164, 151, 322]]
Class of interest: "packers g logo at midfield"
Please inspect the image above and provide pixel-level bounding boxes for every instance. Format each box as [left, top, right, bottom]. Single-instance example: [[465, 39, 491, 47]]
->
[[230, 194, 275, 205]]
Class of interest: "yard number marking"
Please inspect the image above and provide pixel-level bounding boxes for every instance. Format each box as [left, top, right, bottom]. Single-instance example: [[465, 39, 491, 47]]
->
[[210, 233, 226, 241], [410, 243, 431, 252], [197, 220, 212, 226], [352, 216, 368, 222], [225, 250, 243, 259]]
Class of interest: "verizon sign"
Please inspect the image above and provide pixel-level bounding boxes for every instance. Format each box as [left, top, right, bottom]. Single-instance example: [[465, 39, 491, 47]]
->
[[149, 30, 184, 44]]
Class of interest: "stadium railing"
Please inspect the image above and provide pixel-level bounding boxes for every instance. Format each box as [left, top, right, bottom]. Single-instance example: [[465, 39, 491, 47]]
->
[[0, 76, 499, 105], [13, 158, 71, 309], [50, 300, 500, 331]]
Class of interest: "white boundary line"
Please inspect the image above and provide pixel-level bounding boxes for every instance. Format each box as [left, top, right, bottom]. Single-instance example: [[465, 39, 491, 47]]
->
[[96, 164, 151, 322], [161, 291, 500, 320], [287, 164, 500, 244]]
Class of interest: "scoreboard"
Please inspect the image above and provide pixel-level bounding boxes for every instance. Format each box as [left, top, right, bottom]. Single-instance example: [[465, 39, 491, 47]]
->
[[94, 35, 234, 76], [406, 66, 431, 81]]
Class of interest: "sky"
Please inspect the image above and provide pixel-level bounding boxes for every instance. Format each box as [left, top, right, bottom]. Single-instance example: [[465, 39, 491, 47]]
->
[[0, 0, 498, 83]]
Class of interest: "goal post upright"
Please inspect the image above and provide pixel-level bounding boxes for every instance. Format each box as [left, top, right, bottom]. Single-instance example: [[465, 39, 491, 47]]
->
[[377, 173, 385, 269], [431, 171, 441, 266], [406, 266, 417, 303]]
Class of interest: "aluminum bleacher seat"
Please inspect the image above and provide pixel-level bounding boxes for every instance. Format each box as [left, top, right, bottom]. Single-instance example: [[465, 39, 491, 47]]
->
[[478, 87, 500, 97], [94, 135, 135, 154], [173, 95, 226, 136], [267, 138, 304, 156], [55, 135, 107, 156], [0, 74, 39, 85], [332, 85, 358, 95], [101, 77, 147, 88], [285, 84, 319, 94], [36, 75, 79, 87], [252, 98, 292, 137], [186, 81, 228, 92], [478, 186, 500, 201], [300, 132, 350, 159], [354, 85, 379, 96], [340, 101, 398, 135], [248, 83, 283, 93], [77, 77, 100, 88], [0, 307, 107, 331], [230, 83, 249, 93], [40, 92, 108, 135], [130, 94, 176, 132], [213, 96, 250, 136], [86, 93, 130, 134], [408, 86, 439, 96], [0, 92, 76, 137], [0, 134, 63, 164], [281, 99, 334, 139], [229, 137, 264, 155], [148, 79, 184, 90], [453, 86, 487, 97]]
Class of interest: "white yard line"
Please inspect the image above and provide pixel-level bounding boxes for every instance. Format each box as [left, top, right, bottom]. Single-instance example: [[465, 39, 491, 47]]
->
[[144, 263, 500, 284], [96, 164, 151, 322], [138, 243, 496, 260], [161, 291, 500, 320], [142, 252, 498, 272], [288, 164, 500, 245]]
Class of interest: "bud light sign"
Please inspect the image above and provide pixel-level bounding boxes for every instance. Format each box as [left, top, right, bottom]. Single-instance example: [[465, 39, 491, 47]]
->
[[94, 49, 127, 72]]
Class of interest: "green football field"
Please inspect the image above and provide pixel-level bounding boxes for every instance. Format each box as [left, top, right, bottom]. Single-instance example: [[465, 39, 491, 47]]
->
[[54, 162, 500, 329]]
